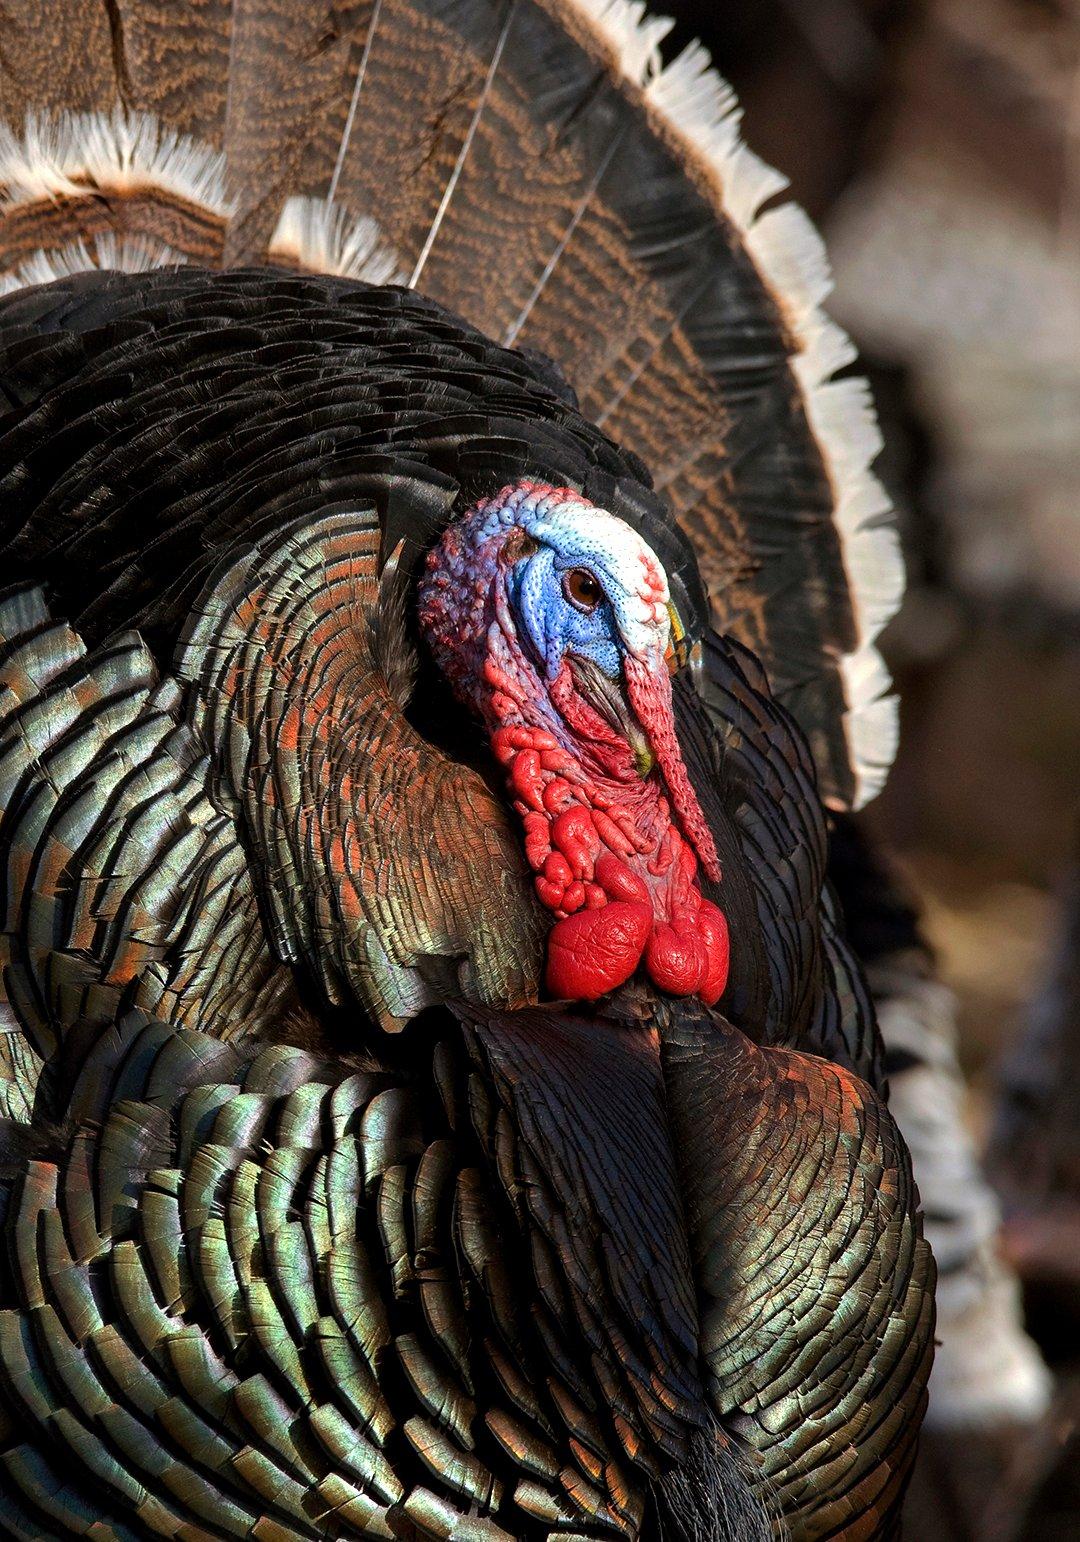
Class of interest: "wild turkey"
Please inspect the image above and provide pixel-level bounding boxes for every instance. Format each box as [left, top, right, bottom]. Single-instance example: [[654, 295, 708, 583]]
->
[[0, 3, 933, 1539]]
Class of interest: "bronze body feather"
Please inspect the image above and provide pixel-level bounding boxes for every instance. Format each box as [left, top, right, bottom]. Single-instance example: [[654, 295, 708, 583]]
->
[[0, 5, 929, 1538]]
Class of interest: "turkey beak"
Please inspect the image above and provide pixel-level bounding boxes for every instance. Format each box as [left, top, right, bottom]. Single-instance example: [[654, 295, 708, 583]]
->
[[565, 654, 655, 777]]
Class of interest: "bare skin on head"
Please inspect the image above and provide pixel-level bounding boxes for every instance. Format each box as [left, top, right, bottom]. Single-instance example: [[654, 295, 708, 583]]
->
[[419, 480, 729, 1004]]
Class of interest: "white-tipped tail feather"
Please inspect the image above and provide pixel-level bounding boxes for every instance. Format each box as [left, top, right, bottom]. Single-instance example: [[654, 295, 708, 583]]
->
[[644, 43, 789, 227], [0, 3, 905, 806], [0, 109, 233, 215], [268, 197, 407, 286], [573, 1, 672, 86], [0, 234, 184, 296], [568, 0, 905, 808]]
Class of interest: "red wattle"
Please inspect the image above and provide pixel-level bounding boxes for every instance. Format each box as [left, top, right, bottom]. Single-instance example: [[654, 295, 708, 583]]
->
[[644, 921, 707, 997], [486, 666, 732, 1007], [551, 807, 600, 878], [696, 900, 730, 1006], [545, 900, 651, 1001], [594, 852, 650, 905]]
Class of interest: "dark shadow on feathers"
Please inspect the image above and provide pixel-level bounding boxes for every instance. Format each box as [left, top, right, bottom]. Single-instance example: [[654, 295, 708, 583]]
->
[[0, 1114, 67, 1172]]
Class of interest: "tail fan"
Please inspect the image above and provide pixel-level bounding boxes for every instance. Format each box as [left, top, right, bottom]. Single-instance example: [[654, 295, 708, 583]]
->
[[0, 0, 903, 809]]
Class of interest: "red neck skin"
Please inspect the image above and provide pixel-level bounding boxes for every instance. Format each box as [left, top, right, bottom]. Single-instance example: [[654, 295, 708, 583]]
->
[[483, 643, 729, 1007]]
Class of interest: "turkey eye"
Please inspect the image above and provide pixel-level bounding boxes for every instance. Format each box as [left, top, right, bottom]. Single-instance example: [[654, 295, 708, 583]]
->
[[564, 568, 603, 611]]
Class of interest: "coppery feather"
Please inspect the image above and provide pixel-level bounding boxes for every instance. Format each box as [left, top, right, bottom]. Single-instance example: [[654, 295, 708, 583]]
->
[[0, 7, 928, 1540]]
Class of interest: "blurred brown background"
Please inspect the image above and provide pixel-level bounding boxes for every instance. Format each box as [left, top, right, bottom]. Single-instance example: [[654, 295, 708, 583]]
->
[[667, 2, 1080, 1537]]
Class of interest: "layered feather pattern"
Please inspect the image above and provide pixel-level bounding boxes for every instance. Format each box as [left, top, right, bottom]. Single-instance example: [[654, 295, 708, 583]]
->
[[0, 271, 932, 1539], [0, 8, 931, 1537], [0, 1007, 710, 1538], [0, 0, 903, 810]]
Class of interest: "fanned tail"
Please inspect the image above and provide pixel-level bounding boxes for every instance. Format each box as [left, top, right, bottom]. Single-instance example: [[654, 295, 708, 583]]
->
[[0, 0, 903, 809]]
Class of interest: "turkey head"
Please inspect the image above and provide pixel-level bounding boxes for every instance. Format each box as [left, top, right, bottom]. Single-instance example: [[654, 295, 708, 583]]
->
[[419, 480, 730, 1006]]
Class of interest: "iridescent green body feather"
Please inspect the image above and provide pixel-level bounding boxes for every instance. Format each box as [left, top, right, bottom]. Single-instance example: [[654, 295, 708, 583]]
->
[[0, 270, 931, 1540]]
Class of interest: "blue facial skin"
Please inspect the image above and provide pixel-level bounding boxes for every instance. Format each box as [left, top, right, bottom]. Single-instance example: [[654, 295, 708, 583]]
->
[[509, 545, 623, 682]]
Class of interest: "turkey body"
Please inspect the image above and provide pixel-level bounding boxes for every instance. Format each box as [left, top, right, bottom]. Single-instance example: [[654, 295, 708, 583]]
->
[[0, 0, 932, 1533], [0, 270, 932, 1540]]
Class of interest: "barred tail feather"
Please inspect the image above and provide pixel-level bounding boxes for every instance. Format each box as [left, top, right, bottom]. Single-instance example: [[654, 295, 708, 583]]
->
[[0, 0, 904, 809]]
